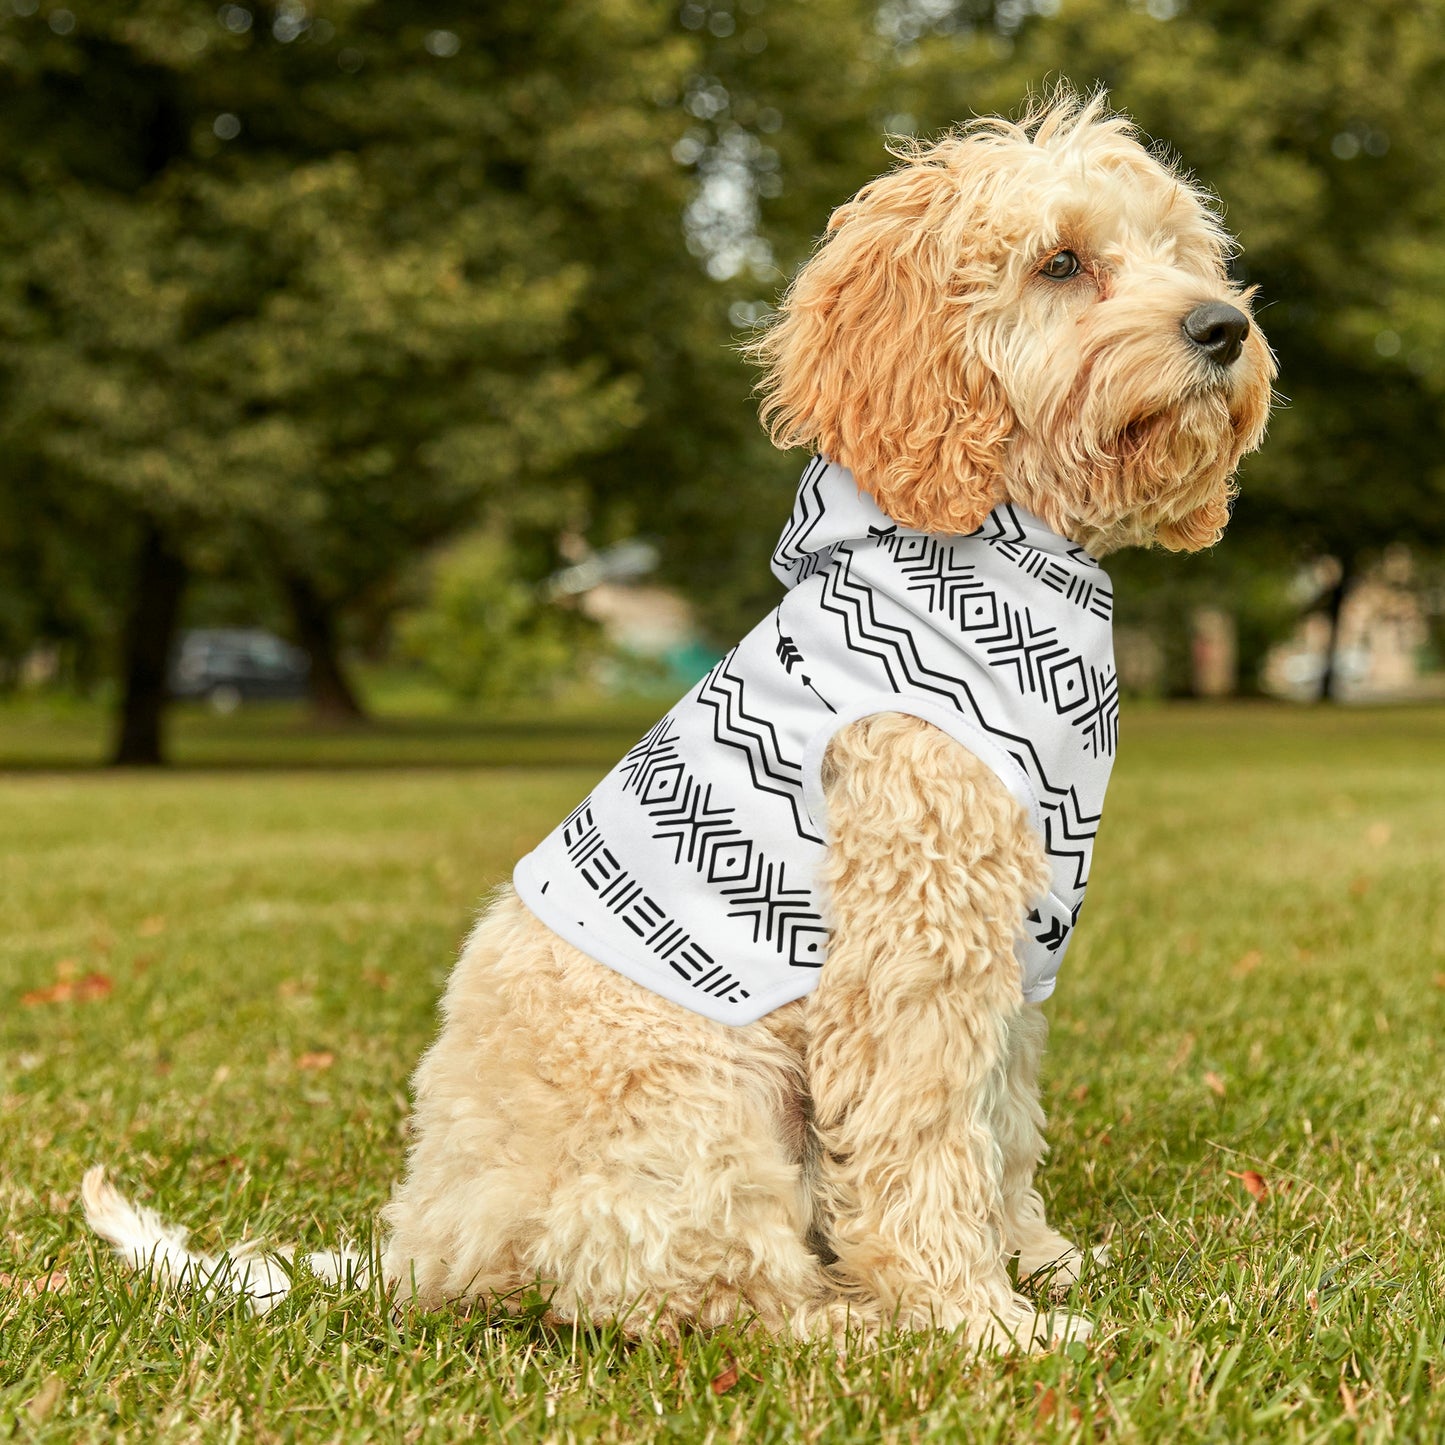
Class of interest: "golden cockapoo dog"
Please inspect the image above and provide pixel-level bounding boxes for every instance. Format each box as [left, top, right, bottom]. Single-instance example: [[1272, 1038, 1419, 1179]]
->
[[85, 91, 1273, 1350]]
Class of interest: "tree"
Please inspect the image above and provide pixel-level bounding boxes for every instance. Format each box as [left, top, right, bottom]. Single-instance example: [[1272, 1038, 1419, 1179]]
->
[[0, 0, 693, 759]]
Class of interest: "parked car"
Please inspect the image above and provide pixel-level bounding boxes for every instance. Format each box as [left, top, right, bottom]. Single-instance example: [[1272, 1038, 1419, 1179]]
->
[[169, 629, 310, 712]]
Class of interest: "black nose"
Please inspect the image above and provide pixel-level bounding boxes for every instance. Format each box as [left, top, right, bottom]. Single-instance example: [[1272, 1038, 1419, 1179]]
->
[[1182, 302, 1250, 366]]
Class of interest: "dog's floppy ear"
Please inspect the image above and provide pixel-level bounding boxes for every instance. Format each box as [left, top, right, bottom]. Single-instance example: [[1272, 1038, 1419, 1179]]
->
[[749, 146, 1013, 534]]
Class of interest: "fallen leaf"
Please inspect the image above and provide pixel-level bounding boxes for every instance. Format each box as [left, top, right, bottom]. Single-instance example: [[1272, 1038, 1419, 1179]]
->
[[1364, 822, 1391, 849], [1433, 973, 1445, 990], [21, 972, 112, 1007], [138, 915, 167, 937], [0, 1268, 69, 1298], [1204, 1071, 1227, 1098], [1228, 1169, 1268, 1201], [710, 1358, 739, 1395], [1070, 1083, 1089, 1103], [1232, 950, 1263, 977], [296, 1051, 334, 1072], [1034, 1385, 1058, 1425]]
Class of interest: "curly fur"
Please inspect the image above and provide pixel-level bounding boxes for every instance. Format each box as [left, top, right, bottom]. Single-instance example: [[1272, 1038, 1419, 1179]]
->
[[85, 88, 1272, 1354]]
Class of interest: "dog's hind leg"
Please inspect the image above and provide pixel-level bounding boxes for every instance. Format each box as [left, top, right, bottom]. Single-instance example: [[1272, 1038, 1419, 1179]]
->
[[804, 713, 1090, 1350], [382, 890, 834, 1339]]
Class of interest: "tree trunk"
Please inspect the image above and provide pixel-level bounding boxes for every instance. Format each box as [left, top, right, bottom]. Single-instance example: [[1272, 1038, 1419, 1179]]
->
[[111, 521, 187, 766], [1317, 554, 1355, 703], [283, 572, 366, 724]]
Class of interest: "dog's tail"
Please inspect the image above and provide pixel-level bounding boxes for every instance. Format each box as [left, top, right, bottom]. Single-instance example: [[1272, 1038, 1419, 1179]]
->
[[81, 1166, 368, 1315]]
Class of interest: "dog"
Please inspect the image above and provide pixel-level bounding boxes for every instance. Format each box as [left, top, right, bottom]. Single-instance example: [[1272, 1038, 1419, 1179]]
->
[[85, 89, 1273, 1351]]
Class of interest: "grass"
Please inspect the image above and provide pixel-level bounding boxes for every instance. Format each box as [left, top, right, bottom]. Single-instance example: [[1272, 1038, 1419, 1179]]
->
[[1, 699, 1443, 1442]]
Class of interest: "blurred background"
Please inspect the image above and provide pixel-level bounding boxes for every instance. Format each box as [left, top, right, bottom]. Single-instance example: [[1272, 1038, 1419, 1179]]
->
[[2, 0, 1444, 767]]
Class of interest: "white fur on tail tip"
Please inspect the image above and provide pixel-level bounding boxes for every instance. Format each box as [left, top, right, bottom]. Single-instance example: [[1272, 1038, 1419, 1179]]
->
[[81, 1166, 367, 1315]]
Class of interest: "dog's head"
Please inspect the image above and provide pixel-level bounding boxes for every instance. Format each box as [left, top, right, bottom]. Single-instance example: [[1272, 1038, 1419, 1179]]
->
[[750, 89, 1275, 554]]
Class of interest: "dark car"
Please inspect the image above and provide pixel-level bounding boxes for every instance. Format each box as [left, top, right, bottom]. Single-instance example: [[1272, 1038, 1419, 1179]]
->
[[169, 629, 310, 712]]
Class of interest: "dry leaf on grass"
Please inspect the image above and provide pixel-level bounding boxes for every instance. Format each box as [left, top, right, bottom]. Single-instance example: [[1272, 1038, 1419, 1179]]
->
[[1034, 1386, 1058, 1425], [1203, 1071, 1227, 1098], [710, 1358, 740, 1395], [0, 1268, 69, 1298], [21, 973, 113, 1007], [1232, 950, 1263, 977], [1228, 1169, 1269, 1201], [295, 1051, 335, 1071], [1433, 973, 1445, 990]]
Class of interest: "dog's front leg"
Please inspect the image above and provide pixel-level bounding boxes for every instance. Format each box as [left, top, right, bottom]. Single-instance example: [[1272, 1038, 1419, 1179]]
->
[[806, 713, 1088, 1349]]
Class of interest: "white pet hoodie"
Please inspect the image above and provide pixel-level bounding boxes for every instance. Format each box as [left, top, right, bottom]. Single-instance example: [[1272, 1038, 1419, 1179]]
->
[[514, 457, 1119, 1025]]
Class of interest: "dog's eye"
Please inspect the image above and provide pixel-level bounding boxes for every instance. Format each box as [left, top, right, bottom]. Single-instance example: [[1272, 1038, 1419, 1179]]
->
[[1040, 250, 1081, 280]]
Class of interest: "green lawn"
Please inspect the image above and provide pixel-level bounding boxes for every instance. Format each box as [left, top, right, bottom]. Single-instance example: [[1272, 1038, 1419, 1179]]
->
[[2, 702, 1443, 1442]]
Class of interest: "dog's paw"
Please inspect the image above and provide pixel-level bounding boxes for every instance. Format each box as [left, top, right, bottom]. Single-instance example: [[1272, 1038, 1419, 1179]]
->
[[1018, 1239, 1110, 1294], [970, 1297, 1093, 1354]]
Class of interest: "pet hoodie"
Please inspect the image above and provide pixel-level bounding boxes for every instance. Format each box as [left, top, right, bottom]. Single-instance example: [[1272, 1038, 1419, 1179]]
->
[[513, 456, 1119, 1026]]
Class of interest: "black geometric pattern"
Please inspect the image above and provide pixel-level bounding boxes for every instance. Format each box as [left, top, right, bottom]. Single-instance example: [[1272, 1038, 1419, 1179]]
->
[[971, 504, 1112, 620], [771, 454, 835, 584], [774, 615, 836, 713], [617, 717, 681, 797], [1072, 666, 1118, 759], [719, 852, 825, 967], [889, 536, 990, 624], [816, 544, 1109, 876], [633, 744, 826, 967], [649, 776, 742, 868], [554, 798, 753, 1006], [697, 647, 822, 843], [1040, 786, 1102, 891]]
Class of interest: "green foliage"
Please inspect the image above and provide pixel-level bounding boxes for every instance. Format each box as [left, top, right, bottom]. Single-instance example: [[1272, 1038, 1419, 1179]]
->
[[397, 533, 597, 704], [4, 0, 1445, 701]]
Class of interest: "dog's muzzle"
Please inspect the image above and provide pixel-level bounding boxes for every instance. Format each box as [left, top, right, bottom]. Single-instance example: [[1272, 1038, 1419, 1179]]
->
[[1182, 302, 1250, 367]]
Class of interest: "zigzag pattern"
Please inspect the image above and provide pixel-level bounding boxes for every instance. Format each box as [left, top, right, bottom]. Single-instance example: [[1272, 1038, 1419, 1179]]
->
[[817, 546, 1070, 808], [1041, 786, 1103, 890], [816, 545, 1117, 907], [697, 648, 821, 843], [771, 455, 834, 584]]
